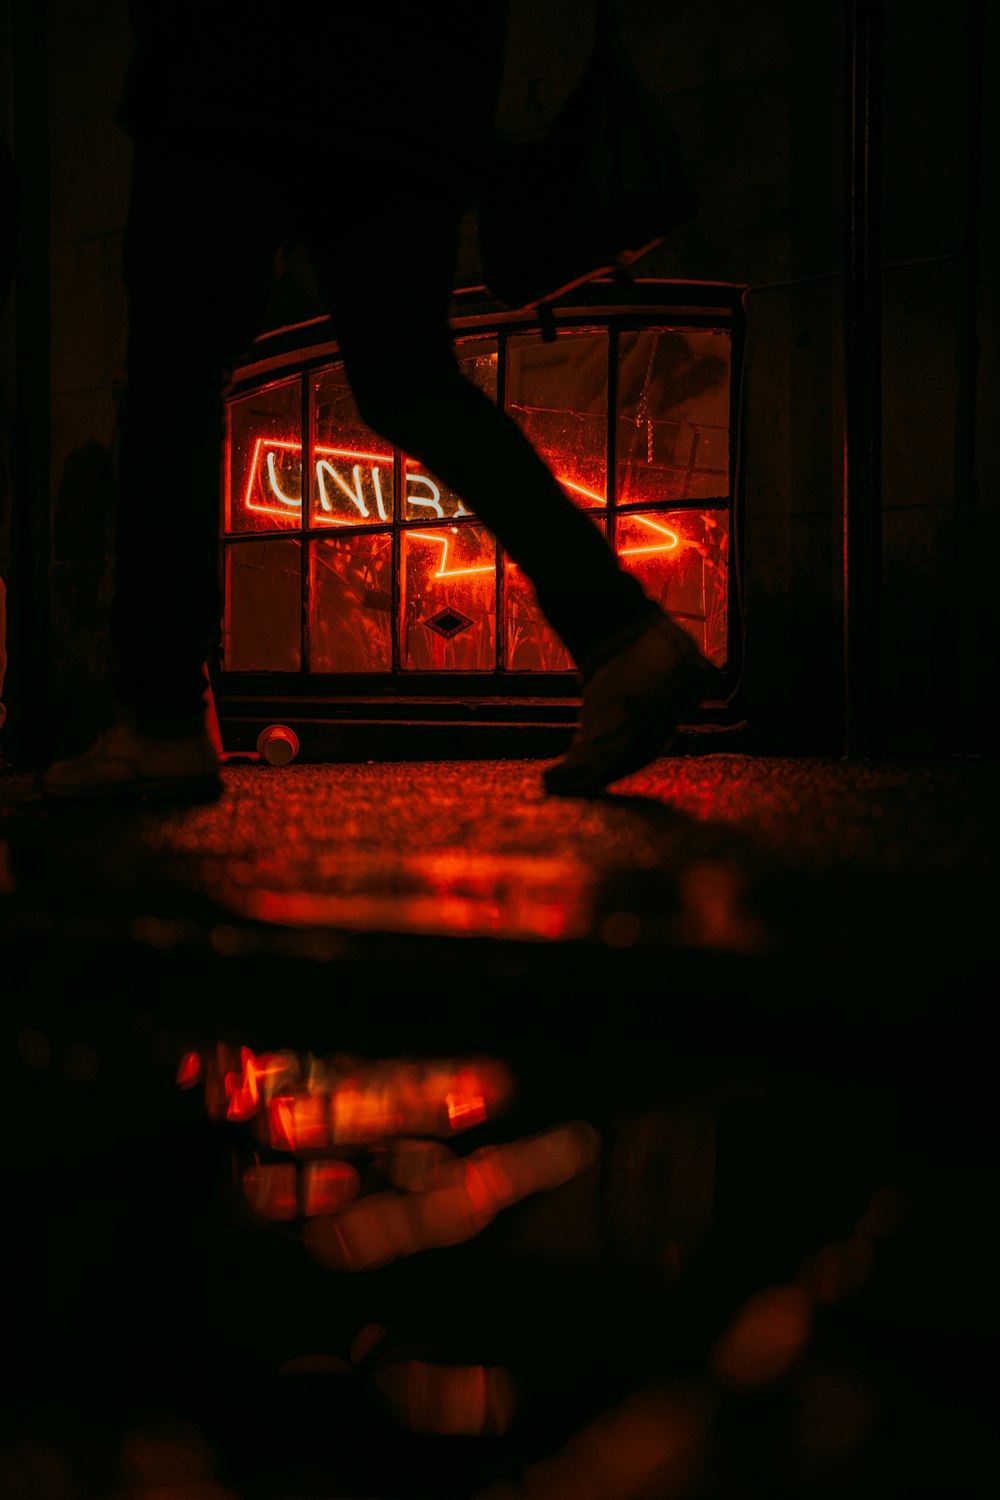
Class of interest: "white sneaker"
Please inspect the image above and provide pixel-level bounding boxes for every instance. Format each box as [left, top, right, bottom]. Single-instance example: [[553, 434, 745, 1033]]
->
[[41, 721, 222, 804]]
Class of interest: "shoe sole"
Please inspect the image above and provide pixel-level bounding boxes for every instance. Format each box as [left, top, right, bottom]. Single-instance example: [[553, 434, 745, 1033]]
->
[[544, 654, 712, 797]]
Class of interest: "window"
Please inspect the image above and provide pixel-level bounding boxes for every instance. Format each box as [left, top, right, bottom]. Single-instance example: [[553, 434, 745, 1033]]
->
[[222, 305, 736, 691]]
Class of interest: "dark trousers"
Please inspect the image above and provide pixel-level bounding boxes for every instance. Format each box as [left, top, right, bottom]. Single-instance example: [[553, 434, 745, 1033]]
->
[[112, 138, 654, 735]]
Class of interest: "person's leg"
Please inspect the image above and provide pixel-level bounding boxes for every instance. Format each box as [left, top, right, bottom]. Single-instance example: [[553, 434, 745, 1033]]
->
[[305, 195, 655, 673], [305, 190, 711, 794], [42, 137, 285, 798], [111, 137, 283, 735]]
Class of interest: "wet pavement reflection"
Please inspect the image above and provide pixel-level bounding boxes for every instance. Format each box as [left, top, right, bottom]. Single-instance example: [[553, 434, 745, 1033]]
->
[[2, 754, 997, 982], [1, 754, 995, 1498]]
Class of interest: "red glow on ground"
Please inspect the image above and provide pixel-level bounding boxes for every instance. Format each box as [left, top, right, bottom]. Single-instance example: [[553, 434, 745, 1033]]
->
[[266, 1094, 298, 1151], [242, 1163, 298, 1220], [176, 1050, 202, 1088], [301, 1159, 359, 1216], [446, 1089, 488, 1129], [224, 1046, 261, 1121], [710, 1285, 813, 1388]]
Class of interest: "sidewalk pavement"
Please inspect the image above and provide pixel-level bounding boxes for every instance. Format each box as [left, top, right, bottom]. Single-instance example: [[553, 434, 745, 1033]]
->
[[2, 751, 996, 1015]]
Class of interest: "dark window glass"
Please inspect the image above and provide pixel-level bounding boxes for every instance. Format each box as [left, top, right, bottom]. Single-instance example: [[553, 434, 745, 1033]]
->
[[616, 506, 729, 667], [400, 524, 496, 671], [227, 379, 301, 535], [617, 329, 730, 506], [310, 534, 393, 672], [224, 538, 302, 670], [507, 330, 608, 509]]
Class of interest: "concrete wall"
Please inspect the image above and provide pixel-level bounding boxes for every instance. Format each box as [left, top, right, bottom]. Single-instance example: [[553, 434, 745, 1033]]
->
[[0, 0, 994, 759]]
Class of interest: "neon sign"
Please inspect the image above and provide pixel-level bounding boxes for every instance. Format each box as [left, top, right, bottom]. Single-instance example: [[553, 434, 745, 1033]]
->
[[241, 440, 655, 532], [619, 516, 679, 554], [244, 438, 396, 526], [240, 439, 681, 560], [410, 532, 494, 578], [244, 439, 477, 526]]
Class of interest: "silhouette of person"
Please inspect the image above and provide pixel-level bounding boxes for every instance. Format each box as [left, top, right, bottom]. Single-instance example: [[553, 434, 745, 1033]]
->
[[42, 1, 710, 803]]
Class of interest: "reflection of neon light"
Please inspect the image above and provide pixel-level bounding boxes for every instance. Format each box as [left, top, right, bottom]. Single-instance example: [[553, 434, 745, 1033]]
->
[[619, 516, 679, 555], [412, 532, 494, 578], [446, 1090, 487, 1128]]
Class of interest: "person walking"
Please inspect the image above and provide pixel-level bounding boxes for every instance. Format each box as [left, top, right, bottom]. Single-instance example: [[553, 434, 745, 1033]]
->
[[42, 1, 711, 804]]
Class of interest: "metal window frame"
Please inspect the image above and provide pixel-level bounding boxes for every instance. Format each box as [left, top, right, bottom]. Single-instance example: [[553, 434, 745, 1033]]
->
[[216, 280, 745, 740]]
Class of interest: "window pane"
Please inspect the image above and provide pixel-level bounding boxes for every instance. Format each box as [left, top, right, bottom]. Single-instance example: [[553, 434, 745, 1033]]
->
[[400, 524, 496, 671], [616, 507, 729, 668], [224, 539, 301, 671], [226, 379, 301, 535], [506, 330, 607, 509], [400, 339, 498, 523], [311, 366, 394, 529], [617, 329, 730, 506], [456, 336, 498, 401], [403, 458, 477, 523], [310, 534, 393, 672]]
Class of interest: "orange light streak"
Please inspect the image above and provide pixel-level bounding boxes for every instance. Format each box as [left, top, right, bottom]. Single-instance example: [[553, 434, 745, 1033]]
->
[[561, 478, 607, 505], [225, 1045, 261, 1121], [266, 1094, 298, 1151], [176, 1051, 202, 1088], [619, 516, 680, 555], [412, 531, 494, 577], [446, 1091, 488, 1129]]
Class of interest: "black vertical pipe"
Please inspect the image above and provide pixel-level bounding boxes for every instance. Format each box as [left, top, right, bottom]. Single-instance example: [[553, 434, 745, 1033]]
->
[[844, 0, 883, 755]]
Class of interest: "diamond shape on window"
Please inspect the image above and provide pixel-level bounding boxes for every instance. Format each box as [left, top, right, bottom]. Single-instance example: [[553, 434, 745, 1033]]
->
[[424, 607, 473, 639]]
